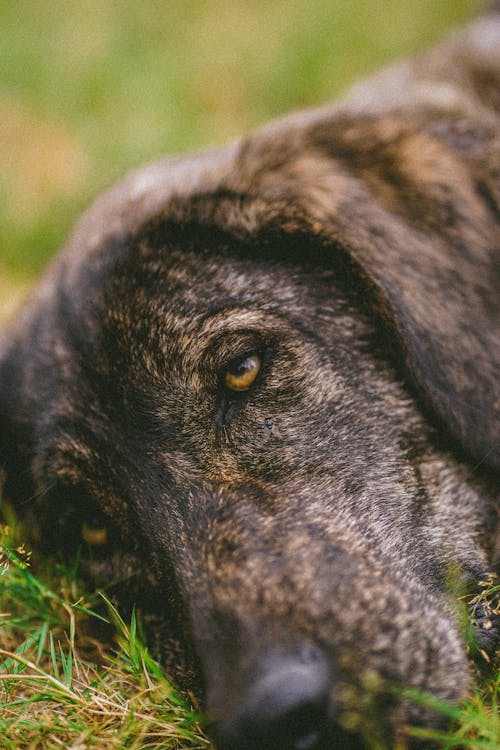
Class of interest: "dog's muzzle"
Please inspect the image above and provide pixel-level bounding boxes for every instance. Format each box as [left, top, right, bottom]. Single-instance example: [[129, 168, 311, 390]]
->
[[209, 644, 362, 750]]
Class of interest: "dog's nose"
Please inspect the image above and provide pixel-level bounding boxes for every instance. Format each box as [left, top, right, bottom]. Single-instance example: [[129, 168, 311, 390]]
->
[[214, 647, 333, 750]]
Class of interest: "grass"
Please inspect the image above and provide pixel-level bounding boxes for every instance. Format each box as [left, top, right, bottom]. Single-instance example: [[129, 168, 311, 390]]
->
[[1, 512, 498, 749], [403, 679, 500, 749], [0, 516, 209, 749]]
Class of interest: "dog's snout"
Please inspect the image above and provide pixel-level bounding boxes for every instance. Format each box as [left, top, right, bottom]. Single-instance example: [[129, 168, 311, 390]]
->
[[214, 647, 333, 750]]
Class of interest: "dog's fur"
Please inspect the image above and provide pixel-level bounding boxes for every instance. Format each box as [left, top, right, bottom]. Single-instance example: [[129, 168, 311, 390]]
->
[[1, 8, 500, 749]]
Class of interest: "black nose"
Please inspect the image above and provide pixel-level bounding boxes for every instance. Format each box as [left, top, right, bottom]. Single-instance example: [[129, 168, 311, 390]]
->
[[214, 647, 333, 750]]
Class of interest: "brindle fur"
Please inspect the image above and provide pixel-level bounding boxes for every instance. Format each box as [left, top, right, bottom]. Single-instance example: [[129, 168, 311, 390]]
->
[[1, 8, 499, 749]]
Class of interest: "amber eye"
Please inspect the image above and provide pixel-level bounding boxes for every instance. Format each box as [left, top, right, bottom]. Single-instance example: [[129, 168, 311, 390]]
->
[[224, 353, 262, 392], [81, 518, 108, 547]]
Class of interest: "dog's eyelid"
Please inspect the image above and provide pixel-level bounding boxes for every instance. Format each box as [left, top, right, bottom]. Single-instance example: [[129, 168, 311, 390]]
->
[[206, 328, 264, 362]]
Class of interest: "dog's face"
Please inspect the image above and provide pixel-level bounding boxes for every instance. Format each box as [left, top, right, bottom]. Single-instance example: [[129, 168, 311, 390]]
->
[[2, 13, 500, 750], [1, 224, 497, 747]]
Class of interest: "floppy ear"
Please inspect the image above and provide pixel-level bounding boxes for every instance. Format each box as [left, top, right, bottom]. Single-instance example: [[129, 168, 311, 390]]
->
[[335, 190, 500, 474], [0, 332, 31, 505], [241, 114, 500, 472], [0, 337, 11, 495], [0, 335, 8, 463]]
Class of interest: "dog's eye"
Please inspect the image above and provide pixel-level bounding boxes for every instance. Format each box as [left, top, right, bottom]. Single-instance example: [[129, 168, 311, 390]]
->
[[224, 353, 261, 391], [81, 517, 108, 547]]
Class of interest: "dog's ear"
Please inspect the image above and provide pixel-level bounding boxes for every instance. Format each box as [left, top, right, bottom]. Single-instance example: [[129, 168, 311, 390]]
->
[[0, 338, 11, 495], [0, 333, 30, 505], [255, 116, 500, 472], [337, 209, 500, 474]]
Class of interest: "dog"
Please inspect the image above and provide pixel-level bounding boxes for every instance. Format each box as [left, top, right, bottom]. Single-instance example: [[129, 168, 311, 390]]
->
[[1, 7, 499, 749]]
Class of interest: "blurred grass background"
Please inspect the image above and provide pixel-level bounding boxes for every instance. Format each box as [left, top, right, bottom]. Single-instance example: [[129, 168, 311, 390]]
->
[[0, 0, 480, 320]]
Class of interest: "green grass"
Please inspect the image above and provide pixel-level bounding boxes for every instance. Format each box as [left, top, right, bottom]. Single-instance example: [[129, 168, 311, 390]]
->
[[403, 678, 500, 749], [0, 518, 209, 749]]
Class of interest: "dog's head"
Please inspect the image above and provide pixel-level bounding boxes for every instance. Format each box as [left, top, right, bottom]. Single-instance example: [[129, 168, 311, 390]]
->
[[1, 31, 500, 750]]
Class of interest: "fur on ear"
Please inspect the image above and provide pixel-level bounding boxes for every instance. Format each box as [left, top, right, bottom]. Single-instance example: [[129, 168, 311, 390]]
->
[[0, 339, 15, 501], [325, 195, 500, 475], [0, 331, 33, 506], [0, 335, 11, 496], [0, 334, 8, 471]]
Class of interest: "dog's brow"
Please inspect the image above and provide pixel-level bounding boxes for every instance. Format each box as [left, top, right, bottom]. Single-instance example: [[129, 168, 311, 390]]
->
[[42, 438, 94, 480], [197, 308, 270, 333]]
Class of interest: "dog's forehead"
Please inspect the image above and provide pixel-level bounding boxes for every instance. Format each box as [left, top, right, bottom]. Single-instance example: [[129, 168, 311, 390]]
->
[[107, 239, 323, 337], [86, 243, 292, 386]]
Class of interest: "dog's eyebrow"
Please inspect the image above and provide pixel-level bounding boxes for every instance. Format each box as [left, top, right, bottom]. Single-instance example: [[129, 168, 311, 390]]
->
[[42, 437, 94, 478], [197, 306, 269, 330], [33, 416, 104, 482]]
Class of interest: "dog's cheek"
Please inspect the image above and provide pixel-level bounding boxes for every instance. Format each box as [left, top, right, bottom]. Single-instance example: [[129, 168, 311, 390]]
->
[[209, 374, 338, 481]]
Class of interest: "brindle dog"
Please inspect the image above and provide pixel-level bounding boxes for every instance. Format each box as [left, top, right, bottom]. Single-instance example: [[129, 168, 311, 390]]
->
[[1, 8, 499, 750]]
